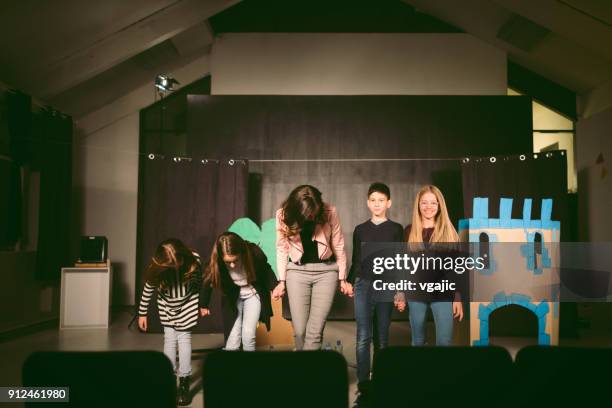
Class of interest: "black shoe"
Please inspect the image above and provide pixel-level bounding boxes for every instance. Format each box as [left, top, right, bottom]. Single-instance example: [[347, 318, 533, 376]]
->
[[354, 381, 372, 408], [177, 375, 191, 406], [354, 391, 372, 408]]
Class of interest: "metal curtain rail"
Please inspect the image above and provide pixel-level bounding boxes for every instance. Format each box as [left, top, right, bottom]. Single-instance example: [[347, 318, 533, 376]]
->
[[249, 158, 462, 162]]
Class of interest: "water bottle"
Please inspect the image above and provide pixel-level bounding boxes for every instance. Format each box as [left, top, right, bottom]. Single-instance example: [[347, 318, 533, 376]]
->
[[335, 339, 343, 355]]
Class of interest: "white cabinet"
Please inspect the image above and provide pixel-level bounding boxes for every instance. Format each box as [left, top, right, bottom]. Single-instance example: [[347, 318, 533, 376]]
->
[[60, 262, 112, 329]]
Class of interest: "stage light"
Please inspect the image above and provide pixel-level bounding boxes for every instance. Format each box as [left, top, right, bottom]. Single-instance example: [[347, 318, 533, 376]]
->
[[154, 74, 179, 94]]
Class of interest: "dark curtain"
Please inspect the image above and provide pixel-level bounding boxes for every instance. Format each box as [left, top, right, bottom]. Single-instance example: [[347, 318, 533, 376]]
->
[[0, 160, 21, 249], [187, 95, 533, 320], [461, 151, 568, 237], [35, 111, 73, 280], [0, 92, 31, 248], [0, 158, 12, 248], [137, 157, 248, 334]]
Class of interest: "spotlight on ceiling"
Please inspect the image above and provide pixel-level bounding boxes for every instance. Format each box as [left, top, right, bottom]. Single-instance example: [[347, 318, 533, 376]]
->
[[154, 74, 179, 95]]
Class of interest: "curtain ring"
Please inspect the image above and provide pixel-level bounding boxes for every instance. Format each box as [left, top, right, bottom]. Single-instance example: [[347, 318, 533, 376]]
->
[[172, 156, 192, 163], [462, 157, 470, 164], [228, 159, 235, 166], [519, 154, 526, 161], [489, 156, 496, 163]]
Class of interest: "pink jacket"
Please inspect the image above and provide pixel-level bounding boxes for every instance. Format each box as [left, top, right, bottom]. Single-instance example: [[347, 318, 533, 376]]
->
[[275, 205, 347, 281]]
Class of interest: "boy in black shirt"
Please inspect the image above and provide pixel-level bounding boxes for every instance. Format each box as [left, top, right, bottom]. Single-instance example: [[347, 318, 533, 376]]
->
[[348, 182, 404, 407]]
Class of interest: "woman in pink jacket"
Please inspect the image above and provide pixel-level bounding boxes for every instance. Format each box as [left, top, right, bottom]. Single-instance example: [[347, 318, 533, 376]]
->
[[272, 185, 353, 350]]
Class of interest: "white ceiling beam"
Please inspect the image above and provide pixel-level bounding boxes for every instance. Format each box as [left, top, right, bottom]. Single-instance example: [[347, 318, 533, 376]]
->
[[580, 79, 612, 119], [493, 0, 612, 63], [404, 0, 612, 93], [172, 20, 215, 56], [35, 0, 238, 98]]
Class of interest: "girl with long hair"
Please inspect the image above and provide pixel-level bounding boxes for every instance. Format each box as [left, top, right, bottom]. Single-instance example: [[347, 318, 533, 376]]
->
[[400, 185, 464, 346], [201, 232, 277, 351], [138, 238, 201, 406], [272, 185, 353, 350]]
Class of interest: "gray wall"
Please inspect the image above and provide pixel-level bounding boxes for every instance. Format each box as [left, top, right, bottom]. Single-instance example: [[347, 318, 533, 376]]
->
[[576, 105, 612, 242], [211, 33, 506, 95], [575, 104, 612, 329]]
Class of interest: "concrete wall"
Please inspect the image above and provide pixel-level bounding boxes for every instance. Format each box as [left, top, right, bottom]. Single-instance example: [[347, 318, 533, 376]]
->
[[211, 33, 506, 95], [576, 105, 612, 242], [575, 104, 612, 329]]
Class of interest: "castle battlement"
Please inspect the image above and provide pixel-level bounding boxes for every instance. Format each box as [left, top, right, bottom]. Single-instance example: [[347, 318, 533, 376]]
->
[[458, 197, 560, 231]]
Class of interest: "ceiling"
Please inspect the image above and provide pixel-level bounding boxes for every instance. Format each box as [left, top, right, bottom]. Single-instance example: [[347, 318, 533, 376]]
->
[[0, 0, 610, 119]]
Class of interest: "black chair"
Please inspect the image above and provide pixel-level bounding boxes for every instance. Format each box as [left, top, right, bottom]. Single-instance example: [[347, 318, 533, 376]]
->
[[22, 351, 175, 407], [515, 346, 612, 407], [203, 350, 348, 408], [372, 346, 514, 408]]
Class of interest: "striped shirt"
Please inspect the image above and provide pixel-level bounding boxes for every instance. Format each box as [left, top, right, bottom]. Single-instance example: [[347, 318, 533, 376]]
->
[[138, 253, 202, 331]]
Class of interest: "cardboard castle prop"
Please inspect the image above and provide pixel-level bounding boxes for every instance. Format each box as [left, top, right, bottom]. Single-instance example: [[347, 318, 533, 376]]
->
[[459, 197, 561, 346]]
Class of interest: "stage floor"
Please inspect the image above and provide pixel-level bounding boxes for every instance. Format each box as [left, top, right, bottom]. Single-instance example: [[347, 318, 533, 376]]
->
[[1, 308, 611, 407]]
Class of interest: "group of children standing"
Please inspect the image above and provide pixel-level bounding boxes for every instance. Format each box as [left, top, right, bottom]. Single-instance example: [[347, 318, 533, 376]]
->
[[138, 182, 463, 406]]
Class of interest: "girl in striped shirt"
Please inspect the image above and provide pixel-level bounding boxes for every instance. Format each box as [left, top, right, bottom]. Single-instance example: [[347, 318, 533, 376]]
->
[[138, 238, 202, 406]]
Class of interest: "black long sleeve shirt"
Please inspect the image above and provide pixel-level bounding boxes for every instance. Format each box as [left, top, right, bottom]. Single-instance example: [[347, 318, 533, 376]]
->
[[348, 219, 404, 283]]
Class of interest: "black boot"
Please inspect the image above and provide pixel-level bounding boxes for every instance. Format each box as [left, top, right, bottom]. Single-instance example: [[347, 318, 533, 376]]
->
[[177, 375, 191, 406], [354, 381, 372, 408]]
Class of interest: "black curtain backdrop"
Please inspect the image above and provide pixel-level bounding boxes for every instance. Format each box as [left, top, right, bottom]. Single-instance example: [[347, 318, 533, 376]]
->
[[136, 158, 248, 334], [34, 110, 73, 280], [0, 158, 12, 248], [0, 91, 30, 249], [187, 95, 533, 320], [461, 151, 569, 238], [0, 89, 72, 279]]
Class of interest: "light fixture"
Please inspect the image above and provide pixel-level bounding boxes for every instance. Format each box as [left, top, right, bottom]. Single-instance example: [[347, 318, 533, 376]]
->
[[154, 74, 179, 95]]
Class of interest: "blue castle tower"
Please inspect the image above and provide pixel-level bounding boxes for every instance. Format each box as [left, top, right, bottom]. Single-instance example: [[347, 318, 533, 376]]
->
[[458, 197, 561, 346]]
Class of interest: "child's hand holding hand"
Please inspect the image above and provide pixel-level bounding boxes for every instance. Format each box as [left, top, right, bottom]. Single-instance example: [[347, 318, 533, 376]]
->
[[200, 308, 210, 317], [272, 282, 286, 300], [339, 280, 353, 297], [138, 316, 147, 332], [393, 291, 406, 312], [453, 301, 463, 321]]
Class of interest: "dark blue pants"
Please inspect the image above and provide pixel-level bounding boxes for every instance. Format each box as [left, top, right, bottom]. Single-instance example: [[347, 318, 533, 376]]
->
[[354, 277, 393, 385]]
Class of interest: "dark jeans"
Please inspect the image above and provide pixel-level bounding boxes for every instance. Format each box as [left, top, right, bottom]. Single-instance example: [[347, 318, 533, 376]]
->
[[354, 277, 393, 385]]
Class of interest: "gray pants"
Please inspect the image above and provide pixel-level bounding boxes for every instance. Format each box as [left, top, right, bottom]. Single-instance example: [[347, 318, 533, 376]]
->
[[286, 262, 339, 350]]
